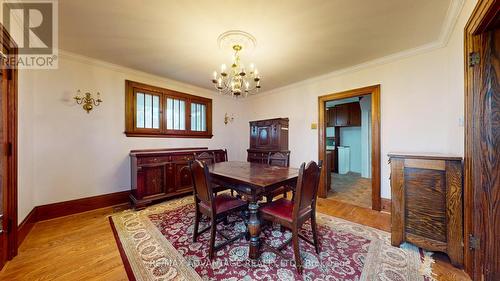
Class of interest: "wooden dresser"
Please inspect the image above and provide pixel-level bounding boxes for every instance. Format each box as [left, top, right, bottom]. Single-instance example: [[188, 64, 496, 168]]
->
[[130, 148, 227, 209], [247, 118, 290, 163], [388, 153, 463, 266]]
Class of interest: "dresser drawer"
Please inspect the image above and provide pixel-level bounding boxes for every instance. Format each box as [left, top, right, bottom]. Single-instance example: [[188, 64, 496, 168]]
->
[[138, 156, 170, 165]]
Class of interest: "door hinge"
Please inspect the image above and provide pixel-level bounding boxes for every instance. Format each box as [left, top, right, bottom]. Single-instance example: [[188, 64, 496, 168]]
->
[[469, 52, 480, 67], [469, 234, 480, 250]]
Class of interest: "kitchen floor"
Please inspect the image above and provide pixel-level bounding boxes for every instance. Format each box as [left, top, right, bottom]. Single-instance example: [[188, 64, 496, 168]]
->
[[327, 172, 372, 209]]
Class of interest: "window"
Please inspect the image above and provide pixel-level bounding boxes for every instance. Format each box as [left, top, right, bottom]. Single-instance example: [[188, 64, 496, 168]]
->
[[125, 80, 212, 138]]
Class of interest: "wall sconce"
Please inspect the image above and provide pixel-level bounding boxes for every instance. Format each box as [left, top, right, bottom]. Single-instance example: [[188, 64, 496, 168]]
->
[[224, 113, 234, 125], [74, 90, 103, 113]]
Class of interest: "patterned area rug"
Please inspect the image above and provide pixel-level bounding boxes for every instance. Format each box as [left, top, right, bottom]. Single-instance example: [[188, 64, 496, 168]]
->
[[109, 196, 434, 281]]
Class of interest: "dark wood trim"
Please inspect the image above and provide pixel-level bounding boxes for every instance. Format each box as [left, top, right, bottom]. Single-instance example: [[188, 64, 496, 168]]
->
[[17, 191, 131, 247], [0, 23, 18, 269], [380, 198, 391, 213], [318, 85, 382, 211], [36, 191, 130, 221], [124, 80, 213, 138], [463, 0, 499, 279], [17, 208, 37, 247], [109, 217, 137, 281]]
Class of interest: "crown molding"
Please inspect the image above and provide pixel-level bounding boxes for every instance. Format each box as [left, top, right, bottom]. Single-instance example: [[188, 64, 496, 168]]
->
[[250, 0, 465, 100], [57, 50, 237, 101]]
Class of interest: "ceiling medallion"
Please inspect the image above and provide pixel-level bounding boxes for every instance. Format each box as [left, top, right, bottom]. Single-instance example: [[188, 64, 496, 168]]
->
[[211, 30, 261, 97]]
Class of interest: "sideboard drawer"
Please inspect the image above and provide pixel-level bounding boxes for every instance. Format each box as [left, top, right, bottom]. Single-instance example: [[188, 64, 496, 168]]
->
[[171, 155, 194, 162], [138, 156, 170, 165]]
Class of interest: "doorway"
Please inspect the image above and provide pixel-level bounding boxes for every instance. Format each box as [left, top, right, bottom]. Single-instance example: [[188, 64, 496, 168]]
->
[[0, 24, 19, 270], [318, 85, 380, 211]]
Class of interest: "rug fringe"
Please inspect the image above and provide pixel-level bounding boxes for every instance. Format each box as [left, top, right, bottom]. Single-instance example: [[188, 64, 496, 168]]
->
[[419, 250, 437, 281]]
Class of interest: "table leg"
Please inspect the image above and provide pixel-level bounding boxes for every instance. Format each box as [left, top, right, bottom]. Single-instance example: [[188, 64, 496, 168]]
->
[[247, 202, 261, 259]]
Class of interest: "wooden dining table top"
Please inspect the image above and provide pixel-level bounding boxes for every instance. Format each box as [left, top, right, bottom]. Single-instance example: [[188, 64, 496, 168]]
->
[[209, 161, 299, 188]]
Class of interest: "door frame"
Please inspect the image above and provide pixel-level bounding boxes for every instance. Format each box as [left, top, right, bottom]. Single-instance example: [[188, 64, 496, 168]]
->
[[0, 23, 18, 269], [463, 0, 498, 279], [317, 85, 381, 211]]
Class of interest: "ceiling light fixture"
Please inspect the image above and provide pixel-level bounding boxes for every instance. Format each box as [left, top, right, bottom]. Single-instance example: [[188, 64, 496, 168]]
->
[[211, 30, 261, 97]]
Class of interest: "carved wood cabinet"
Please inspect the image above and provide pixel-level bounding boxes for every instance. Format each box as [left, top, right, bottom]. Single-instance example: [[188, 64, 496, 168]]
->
[[130, 148, 226, 209], [247, 118, 290, 163], [388, 153, 463, 266]]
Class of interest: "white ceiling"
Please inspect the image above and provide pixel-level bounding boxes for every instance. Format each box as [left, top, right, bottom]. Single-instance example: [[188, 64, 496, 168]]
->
[[59, 0, 454, 92]]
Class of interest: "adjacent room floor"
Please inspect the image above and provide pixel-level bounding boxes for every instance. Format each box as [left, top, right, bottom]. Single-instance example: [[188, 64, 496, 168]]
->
[[0, 198, 469, 281], [327, 172, 372, 209]]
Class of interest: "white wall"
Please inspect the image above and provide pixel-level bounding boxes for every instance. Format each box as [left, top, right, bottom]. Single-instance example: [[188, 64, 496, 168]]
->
[[245, 0, 476, 199], [18, 69, 35, 223], [17, 52, 249, 222]]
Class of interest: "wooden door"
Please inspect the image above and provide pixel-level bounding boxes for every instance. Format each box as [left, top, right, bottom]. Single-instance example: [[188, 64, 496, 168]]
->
[[141, 164, 167, 198], [334, 104, 349, 126], [175, 163, 192, 192], [464, 2, 499, 280], [348, 102, 361, 126], [256, 125, 271, 148], [0, 26, 18, 270]]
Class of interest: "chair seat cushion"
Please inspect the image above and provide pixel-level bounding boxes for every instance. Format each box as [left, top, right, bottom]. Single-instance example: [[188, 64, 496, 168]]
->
[[260, 198, 311, 222], [200, 194, 246, 214]]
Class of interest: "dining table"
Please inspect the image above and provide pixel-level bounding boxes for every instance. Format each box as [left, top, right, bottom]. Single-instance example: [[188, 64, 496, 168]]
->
[[209, 161, 299, 259]]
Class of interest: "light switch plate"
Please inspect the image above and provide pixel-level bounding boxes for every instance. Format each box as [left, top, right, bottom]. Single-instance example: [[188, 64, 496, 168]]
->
[[311, 123, 317, 129]]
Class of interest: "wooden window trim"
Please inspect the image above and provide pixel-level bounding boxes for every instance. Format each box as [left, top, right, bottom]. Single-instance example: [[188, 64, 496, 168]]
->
[[125, 80, 213, 138]]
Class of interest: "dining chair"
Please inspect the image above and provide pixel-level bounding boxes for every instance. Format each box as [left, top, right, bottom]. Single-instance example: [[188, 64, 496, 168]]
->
[[217, 149, 228, 162], [194, 151, 233, 196], [193, 151, 216, 165], [265, 151, 292, 202], [190, 160, 247, 260], [259, 160, 322, 274]]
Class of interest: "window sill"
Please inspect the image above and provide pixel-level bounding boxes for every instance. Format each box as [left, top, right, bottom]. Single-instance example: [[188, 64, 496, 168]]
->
[[124, 132, 213, 139]]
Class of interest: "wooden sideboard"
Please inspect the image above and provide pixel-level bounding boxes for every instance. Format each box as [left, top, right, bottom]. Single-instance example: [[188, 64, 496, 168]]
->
[[388, 153, 463, 266], [130, 147, 227, 209], [247, 118, 290, 163]]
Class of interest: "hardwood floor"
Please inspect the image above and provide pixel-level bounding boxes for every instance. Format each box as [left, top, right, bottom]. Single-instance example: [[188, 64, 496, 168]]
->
[[0, 198, 470, 280], [327, 172, 372, 209]]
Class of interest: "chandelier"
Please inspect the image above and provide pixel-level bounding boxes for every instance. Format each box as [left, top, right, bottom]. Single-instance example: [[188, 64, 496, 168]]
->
[[211, 30, 261, 97]]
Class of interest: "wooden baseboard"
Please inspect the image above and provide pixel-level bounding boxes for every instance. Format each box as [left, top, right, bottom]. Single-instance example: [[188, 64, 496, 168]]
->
[[17, 190, 130, 246], [17, 208, 38, 247], [381, 198, 391, 213], [36, 191, 130, 221]]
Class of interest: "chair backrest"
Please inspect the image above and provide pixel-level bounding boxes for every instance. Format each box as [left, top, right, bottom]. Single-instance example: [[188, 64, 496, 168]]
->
[[293, 161, 322, 216], [190, 160, 213, 206], [194, 151, 216, 165], [215, 149, 228, 163], [267, 151, 290, 167]]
